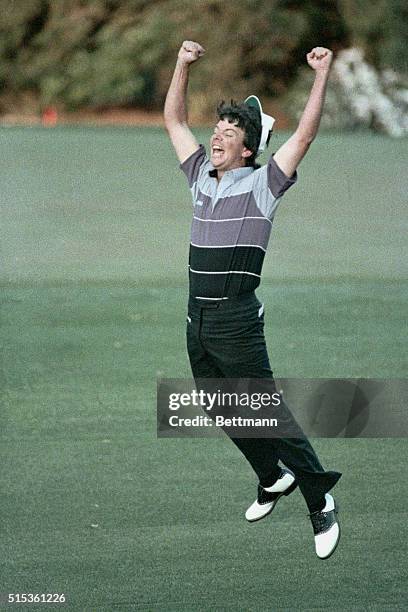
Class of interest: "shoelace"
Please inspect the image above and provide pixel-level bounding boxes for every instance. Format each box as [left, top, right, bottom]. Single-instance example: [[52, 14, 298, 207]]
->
[[309, 507, 338, 535], [257, 484, 280, 504], [309, 510, 329, 532]]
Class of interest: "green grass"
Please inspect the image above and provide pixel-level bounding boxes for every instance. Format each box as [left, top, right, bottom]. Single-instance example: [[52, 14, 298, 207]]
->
[[0, 127, 407, 611]]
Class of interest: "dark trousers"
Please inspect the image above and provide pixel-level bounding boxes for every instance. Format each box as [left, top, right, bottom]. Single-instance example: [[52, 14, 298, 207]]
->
[[186, 292, 341, 511]]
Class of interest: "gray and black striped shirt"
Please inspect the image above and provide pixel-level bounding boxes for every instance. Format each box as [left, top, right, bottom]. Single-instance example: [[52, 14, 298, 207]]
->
[[180, 144, 297, 300]]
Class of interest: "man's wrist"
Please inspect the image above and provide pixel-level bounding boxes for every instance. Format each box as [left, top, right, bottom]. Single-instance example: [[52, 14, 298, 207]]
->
[[314, 68, 331, 80], [176, 58, 190, 70]]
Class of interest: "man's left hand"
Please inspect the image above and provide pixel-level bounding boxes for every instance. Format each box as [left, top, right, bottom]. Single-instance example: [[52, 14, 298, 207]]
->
[[307, 47, 333, 72]]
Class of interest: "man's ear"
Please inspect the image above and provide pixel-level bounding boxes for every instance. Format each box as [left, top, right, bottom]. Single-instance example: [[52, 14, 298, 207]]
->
[[242, 148, 253, 159]]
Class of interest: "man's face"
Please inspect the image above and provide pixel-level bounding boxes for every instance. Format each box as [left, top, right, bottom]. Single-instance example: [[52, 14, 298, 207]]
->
[[210, 119, 253, 171]]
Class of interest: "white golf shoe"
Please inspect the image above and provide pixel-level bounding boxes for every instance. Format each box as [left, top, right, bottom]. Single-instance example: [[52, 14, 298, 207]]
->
[[309, 493, 340, 560], [245, 468, 297, 522]]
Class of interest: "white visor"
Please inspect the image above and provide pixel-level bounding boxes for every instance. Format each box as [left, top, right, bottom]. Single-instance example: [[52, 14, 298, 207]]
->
[[244, 95, 275, 154]]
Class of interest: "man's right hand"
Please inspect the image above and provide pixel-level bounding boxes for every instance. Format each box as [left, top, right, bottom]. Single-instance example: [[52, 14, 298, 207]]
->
[[178, 40, 205, 65], [164, 41, 204, 163]]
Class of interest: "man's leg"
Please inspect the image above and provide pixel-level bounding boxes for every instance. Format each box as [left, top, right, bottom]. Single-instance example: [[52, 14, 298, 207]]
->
[[187, 296, 341, 557], [186, 305, 291, 522], [186, 309, 224, 379], [187, 305, 282, 486], [199, 298, 341, 513]]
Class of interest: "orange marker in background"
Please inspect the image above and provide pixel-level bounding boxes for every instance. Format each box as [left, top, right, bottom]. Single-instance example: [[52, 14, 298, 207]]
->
[[42, 106, 58, 127]]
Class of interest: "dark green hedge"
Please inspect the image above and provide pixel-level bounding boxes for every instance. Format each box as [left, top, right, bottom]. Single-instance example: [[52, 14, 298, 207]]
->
[[0, 0, 406, 113]]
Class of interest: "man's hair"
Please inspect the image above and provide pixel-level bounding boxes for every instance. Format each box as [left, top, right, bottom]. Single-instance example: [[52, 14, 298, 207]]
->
[[216, 100, 262, 167]]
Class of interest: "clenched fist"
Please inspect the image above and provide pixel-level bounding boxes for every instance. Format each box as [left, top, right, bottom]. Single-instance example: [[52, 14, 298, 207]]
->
[[178, 40, 206, 65], [307, 47, 333, 72]]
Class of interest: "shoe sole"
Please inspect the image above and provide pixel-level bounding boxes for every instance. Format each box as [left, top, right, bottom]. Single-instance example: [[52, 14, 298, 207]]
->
[[317, 501, 341, 560], [246, 480, 298, 523]]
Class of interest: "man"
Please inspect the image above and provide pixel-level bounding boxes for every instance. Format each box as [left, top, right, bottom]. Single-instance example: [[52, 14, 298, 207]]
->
[[164, 40, 342, 559]]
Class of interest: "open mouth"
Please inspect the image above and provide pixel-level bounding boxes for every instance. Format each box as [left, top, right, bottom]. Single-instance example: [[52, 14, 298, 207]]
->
[[212, 145, 224, 160]]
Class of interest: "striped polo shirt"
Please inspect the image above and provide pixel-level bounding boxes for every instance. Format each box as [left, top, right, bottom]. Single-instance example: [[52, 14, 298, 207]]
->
[[180, 144, 297, 300]]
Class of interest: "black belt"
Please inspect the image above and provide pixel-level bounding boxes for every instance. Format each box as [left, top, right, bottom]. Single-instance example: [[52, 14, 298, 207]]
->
[[195, 301, 222, 309], [189, 292, 257, 310]]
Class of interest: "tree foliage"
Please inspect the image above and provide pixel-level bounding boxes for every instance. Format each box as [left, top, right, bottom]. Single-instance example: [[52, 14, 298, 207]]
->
[[0, 0, 406, 116]]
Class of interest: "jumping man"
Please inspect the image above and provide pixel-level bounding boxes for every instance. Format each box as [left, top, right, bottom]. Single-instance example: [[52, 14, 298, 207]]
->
[[164, 40, 342, 559]]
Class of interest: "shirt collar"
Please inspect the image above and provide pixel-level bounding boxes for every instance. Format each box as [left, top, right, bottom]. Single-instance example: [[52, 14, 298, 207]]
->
[[208, 165, 254, 181]]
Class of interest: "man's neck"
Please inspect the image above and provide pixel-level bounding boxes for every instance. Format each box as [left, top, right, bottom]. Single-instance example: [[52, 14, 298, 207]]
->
[[213, 162, 246, 182]]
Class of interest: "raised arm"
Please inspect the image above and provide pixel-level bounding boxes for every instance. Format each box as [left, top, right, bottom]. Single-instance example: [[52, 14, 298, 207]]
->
[[164, 40, 205, 163], [273, 47, 333, 178]]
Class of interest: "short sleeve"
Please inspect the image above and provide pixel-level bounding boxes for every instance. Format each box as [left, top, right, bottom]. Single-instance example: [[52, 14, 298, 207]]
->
[[180, 144, 208, 188], [268, 156, 298, 198], [252, 156, 298, 220]]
